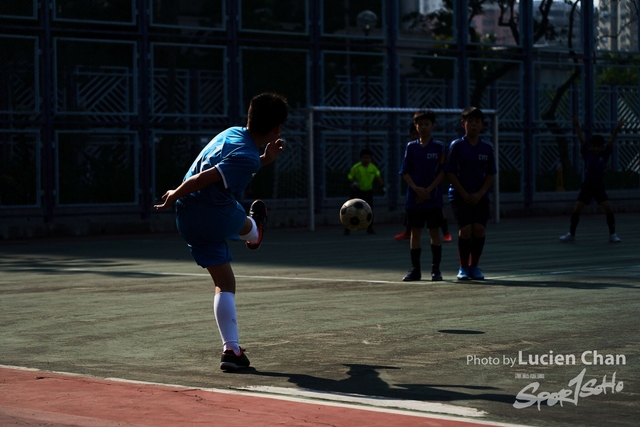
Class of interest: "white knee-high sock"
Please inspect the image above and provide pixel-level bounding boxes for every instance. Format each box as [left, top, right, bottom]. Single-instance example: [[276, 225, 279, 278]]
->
[[213, 292, 240, 355], [238, 217, 259, 243]]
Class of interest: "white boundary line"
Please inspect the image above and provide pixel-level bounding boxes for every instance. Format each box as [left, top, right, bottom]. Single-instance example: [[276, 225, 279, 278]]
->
[[9, 265, 640, 284], [8, 266, 405, 284], [489, 264, 640, 280], [0, 364, 535, 427], [235, 274, 397, 284]]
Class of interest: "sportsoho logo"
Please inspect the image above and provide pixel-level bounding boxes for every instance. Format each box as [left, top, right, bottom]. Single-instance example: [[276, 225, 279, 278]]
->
[[466, 350, 626, 410]]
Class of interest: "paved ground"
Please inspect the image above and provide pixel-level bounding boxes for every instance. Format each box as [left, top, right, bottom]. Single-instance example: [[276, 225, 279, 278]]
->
[[1, 213, 639, 426]]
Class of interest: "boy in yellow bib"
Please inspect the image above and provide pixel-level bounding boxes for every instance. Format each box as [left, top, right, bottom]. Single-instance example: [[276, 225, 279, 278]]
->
[[346, 148, 386, 234]]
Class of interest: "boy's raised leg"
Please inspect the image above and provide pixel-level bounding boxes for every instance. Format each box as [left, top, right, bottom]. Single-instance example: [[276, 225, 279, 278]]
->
[[246, 200, 268, 250]]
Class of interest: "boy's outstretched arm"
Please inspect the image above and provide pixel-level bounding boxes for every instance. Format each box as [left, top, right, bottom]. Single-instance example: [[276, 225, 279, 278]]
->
[[154, 167, 223, 210], [572, 116, 585, 146], [607, 119, 625, 149], [261, 138, 285, 166]]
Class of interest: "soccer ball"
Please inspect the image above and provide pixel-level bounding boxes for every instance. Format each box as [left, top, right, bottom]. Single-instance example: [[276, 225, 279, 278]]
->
[[339, 198, 373, 231]]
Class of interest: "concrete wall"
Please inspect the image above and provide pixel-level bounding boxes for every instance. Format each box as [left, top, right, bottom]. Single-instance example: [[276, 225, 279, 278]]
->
[[2, 190, 638, 240]]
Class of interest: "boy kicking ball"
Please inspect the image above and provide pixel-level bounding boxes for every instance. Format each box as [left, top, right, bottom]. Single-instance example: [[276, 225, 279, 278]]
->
[[559, 117, 624, 243], [154, 92, 289, 371], [444, 107, 497, 281]]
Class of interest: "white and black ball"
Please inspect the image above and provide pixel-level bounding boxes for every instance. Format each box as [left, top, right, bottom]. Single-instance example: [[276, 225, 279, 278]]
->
[[339, 198, 373, 231]]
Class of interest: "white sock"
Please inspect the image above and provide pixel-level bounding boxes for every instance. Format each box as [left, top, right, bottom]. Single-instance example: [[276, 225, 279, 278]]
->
[[213, 292, 240, 355], [238, 217, 259, 243]]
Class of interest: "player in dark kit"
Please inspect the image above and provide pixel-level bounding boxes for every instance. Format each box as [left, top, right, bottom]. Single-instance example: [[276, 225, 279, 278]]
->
[[443, 107, 497, 281], [559, 117, 625, 243], [400, 110, 447, 282], [395, 122, 452, 243]]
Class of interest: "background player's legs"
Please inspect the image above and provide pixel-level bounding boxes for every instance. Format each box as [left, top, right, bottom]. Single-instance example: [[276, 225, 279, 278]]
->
[[601, 200, 615, 233], [395, 210, 411, 240], [401, 226, 423, 281], [454, 198, 489, 280], [599, 200, 621, 242], [470, 224, 486, 267], [427, 227, 442, 280], [570, 201, 586, 235], [409, 226, 423, 271], [428, 226, 442, 246], [458, 224, 473, 269], [207, 263, 241, 355], [410, 226, 422, 250], [409, 226, 441, 268], [441, 211, 452, 242], [451, 201, 473, 280], [466, 199, 490, 280], [560, 201, 585, 242]]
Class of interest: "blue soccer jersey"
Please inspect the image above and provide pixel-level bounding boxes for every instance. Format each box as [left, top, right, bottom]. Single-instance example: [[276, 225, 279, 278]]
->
[[444, 136, 497, 202], [182, 127, 261, 206], [399, 138, 446, 209], [581, 144, 611, 185], [176, 126, 261, 267]]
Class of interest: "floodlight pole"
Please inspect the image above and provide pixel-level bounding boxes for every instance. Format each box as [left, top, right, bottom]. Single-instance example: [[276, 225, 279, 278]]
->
[[493, 115, 500, 223], [307, 107, 315, 231]]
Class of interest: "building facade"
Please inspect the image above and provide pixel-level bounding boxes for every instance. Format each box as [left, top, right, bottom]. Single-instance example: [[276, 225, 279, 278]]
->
[[0, 0, 638, 236]]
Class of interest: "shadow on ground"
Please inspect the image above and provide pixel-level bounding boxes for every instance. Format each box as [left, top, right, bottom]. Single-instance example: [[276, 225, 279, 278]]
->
[[234, 364, 514, 405]]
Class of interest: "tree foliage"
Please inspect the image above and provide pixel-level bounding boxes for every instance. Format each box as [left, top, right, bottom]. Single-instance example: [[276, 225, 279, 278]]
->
[[402, 0, 638, 177]]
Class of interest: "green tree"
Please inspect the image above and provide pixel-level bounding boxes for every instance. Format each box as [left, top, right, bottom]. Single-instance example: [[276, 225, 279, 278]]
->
[[241, 0, 305, 32], [402, 0, 638, 180], [596, 54, 640, 86]]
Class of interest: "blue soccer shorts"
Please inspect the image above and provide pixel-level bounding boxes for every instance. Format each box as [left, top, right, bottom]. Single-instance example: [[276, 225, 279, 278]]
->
[[175, 198, 247, 267]]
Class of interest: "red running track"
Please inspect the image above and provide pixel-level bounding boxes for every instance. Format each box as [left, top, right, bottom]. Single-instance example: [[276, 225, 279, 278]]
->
[[0, 367, 522, 427]]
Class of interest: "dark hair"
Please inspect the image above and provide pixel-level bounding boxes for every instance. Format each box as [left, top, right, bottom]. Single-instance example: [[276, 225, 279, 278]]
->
[[360, 148, 372, 158], [461, 106, 485, 122], [247, 92, 289, 135], [590, 135, 605, 147], [413, 109, 436, 124]]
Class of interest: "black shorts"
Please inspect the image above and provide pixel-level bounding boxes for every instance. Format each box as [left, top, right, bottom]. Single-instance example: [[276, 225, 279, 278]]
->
[[577, 182, 609, 204], [406, 208, 444, 230], [450, 197, 490, 228], [350, 188, 374, 208]]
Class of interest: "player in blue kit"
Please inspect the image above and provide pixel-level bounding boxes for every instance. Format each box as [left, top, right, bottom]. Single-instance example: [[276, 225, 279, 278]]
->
[[444, 107, 497, 281], [154, 92, 289, 371], [559, 116, 624, 243], [400, 110, 447, 282]]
